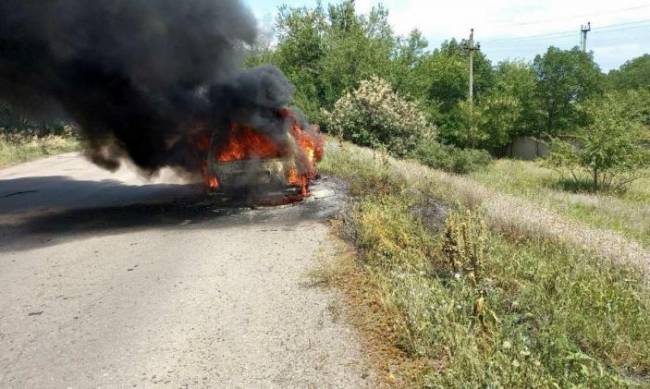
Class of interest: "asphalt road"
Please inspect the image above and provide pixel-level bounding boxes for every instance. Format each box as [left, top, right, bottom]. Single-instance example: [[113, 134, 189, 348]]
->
[[0, 153, 370, 388]]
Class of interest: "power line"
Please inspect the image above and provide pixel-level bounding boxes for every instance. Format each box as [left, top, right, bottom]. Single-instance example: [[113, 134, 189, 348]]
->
[[594, 19, 650, 32], [482, 19, 650, 46], [487, 3, 650, 28], [485, 31, 581, 45]]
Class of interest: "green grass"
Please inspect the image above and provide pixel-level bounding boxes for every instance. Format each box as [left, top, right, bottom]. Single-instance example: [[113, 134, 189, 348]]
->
[[320, 143, 650, 387], [0, 133, 80, 168], [471, 160, 650, 247]]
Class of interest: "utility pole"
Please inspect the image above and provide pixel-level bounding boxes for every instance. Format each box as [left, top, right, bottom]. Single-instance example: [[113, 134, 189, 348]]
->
[[465, 28, 480, 147], [580, 22, 591, 52], [467, 28, 480, 106]]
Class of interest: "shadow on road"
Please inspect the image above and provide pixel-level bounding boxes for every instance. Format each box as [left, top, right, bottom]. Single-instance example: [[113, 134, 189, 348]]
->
[[0, 175, 343, 253], [0, 176, 197, 215]]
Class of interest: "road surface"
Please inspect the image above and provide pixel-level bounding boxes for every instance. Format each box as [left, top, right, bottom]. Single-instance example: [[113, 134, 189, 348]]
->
[[0, 153, 370, 388]]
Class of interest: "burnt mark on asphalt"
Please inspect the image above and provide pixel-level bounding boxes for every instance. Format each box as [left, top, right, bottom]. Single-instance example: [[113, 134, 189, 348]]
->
[[0, 176, 346, 254], [3, 190, 39, 198]]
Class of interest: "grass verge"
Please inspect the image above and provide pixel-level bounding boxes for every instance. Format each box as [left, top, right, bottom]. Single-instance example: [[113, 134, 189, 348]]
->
[[319, 142, 650, 387], [471, 159, 650, 247], [0, 133, 80, 168]]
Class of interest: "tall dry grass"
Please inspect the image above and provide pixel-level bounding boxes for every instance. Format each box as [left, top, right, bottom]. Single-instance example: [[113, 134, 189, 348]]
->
[[471, 159, 650, 247], [326, 142, 650, 273], [0, 132, 80, 168]]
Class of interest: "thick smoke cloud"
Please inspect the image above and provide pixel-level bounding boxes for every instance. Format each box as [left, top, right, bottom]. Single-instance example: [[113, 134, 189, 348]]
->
[[0, 0, 295, 173]]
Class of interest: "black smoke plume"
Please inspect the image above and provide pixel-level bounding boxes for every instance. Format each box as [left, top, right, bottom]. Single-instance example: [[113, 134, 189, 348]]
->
[[0, 0, 296, 173]]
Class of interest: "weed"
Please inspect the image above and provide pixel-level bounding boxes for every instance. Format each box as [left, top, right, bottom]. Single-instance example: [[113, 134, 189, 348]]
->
[[441, 210, 487, 286], [322, 141, 650, 387]]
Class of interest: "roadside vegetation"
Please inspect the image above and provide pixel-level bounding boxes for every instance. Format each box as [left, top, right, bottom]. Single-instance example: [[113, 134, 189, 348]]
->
[[473, 160, 650, 247], [320, 143, 650, 387], [0, 102, 80, 168], [0, 131, 80, 168]]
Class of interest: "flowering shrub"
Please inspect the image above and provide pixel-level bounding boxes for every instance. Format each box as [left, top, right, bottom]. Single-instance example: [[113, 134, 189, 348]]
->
[[323, 77, 435, 157]]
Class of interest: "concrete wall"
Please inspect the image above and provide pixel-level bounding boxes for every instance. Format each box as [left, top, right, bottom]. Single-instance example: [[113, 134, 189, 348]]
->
[[507, 136, 549, 160]]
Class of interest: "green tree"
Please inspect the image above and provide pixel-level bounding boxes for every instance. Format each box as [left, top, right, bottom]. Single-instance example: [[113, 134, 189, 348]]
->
[[412, 39, 493, 112], [439, 39, 494, 101], [493, 61, 540, 136], [256, 1, 396, 122], [414, 50, 468, 112], [409, 39, 494, 147], [272, 4, 328, 119], [440, 100, 481, 148], [616, 88, 650, 128], [546, 92, 650, 191], [318, 2, 395, 110], [607, 54, 650, 91], [532, 47, 604, 138], [391, 29, 429, 94], [0, 100, 33, 130], [477, 93, 520, 151], [410, 51, 469, 146], [472, 61, 540, 152]]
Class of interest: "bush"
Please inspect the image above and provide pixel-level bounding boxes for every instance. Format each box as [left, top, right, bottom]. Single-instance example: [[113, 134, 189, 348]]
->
[[412, 139, 492, 174], [546, 92, 650, 192], [322, 76, 435, 157]]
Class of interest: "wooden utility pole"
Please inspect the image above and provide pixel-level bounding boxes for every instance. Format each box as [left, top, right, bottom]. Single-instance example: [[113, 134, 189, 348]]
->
[[467, 28, 479, 105], [580, 22, 591, 52], [466, 28, 480, 147]]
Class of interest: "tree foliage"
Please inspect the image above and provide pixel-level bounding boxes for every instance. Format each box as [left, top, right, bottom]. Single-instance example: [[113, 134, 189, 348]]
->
[[546, 92, 650, 191], [532, 47, 604, 137], [252, 1, 395, 121], [607, 54, 650, 91], [477, 93, 520, 151], [245, 0, 648, 170]]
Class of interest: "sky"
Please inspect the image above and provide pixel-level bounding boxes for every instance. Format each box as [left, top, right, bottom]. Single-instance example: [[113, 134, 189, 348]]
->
[[243, 0, 650, 71]]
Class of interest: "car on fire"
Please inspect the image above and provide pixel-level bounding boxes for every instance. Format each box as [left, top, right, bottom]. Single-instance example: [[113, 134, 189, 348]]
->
[[203, 110, 323, 200]]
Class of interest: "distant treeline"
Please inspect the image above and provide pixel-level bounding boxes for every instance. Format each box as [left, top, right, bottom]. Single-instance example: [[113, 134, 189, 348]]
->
[[246, 1, 650, 154], [0, 101, 68, 135]]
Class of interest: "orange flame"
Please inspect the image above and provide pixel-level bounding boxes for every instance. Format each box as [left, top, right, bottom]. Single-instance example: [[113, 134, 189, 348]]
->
[[216, 124, 286, 162], [287, 166, 309, 197], [198, 108, 324, 201], [200, 155, 220, 190], [207, 176, 220, 190]]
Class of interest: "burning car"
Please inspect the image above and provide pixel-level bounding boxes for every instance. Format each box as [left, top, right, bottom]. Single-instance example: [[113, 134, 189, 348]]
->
[[200, 109, 324, 202]]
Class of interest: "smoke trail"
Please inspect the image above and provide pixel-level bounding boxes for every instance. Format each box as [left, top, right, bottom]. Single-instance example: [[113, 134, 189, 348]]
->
[[0, 0, 295, 173]]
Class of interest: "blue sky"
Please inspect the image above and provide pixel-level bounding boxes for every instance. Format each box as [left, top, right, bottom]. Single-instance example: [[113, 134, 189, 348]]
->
[[243, 0, 650, 71]]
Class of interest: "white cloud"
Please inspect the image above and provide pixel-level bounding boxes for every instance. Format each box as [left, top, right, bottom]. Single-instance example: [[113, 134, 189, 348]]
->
[[353, 0, 649, 69], [592, 42, 643, 67], [245, 0, 650, 69], [356, 0, 650, 39]]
